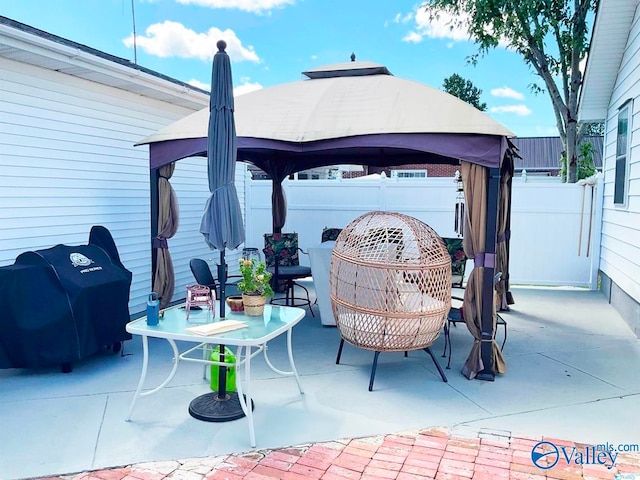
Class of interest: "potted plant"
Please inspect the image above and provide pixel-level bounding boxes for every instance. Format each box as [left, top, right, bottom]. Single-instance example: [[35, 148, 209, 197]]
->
[[237, 258, 274, 316]]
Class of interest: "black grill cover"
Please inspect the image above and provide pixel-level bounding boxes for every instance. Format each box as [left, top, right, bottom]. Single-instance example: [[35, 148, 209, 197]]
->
[[0, 235, 132, 369]]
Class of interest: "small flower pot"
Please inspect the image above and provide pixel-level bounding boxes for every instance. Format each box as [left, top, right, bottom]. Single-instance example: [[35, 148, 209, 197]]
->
[[226, 295, 244, 313], [242, 293, 267, 316]]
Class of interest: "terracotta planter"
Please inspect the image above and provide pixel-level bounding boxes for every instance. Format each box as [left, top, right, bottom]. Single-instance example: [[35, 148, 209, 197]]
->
[[226, 295, 244, 313], [242, 293, 267, 316]]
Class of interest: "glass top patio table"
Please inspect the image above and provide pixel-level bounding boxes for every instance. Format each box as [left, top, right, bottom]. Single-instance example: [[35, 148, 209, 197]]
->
[[126, 303, 304, 345], [125, 302, 305, 448]]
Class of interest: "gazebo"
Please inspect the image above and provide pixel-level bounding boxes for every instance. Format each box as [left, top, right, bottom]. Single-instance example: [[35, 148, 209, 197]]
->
[[137, 60, 516, 380]]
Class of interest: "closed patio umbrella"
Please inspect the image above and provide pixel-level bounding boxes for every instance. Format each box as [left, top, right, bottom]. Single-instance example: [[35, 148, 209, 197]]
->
[[199, 40, 245, 310], [190, 40, 246, 423]]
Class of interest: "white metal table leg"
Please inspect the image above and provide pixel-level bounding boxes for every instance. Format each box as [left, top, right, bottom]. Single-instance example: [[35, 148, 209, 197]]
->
[[126, 337, 180, 421], [202, 343, 211, 380], [234, 345, 255, 447], [286, 329, 304, 394], [262, 332, 304, 394]]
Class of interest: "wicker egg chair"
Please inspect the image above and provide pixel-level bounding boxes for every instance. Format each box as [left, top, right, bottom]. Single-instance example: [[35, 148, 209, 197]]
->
[[329, 211, 451, 390]]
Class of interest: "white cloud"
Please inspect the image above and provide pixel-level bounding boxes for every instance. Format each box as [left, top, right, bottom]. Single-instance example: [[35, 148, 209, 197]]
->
[[408, 6, 510, 47], [490, 105, 532, 116], [491, 86, 525, 100], [579, 55, 588, 75], [176, 0, 294, 14], [393, 12, 413, 24], [234, 78, 263, 96], [123, 21, 260, 63], [402, 31, 423, 44], [188, 79, 210, 91], [413, 7, 471, 42], [186, 77, 263, 96]]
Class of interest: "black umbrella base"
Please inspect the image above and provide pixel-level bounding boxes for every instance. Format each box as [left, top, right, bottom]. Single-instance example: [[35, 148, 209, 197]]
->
[[188, 391, 254, 422]]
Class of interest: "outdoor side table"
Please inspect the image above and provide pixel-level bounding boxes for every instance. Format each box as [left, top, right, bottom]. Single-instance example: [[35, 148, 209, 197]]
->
[[125, 303, 305, 447]]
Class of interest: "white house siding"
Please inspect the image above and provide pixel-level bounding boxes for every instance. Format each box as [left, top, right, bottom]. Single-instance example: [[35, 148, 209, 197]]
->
[[600, 3, 640, 309], [0, 55, 218, 316], [170, 158, 247, 307]]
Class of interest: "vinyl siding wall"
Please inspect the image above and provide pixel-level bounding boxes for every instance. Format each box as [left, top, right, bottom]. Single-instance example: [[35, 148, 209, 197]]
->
[[600, 3, 640, 305], [0, 56, 243, 316]]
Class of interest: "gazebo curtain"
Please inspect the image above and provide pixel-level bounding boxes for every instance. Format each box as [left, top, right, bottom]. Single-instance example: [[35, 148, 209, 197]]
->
[[272, 183, 287, 232], [460, 161, 506, 379], [152, 163, 179, 308], [496, 152, 515, 310], [249, 157, 298, 233]]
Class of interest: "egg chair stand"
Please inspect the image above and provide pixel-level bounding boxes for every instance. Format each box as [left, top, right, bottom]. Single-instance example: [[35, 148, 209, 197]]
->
[[336, 339, 448, 391]]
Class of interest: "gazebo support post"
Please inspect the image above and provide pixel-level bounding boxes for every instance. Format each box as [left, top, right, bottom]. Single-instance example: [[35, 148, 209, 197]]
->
[[271, 178, 285, 234], [150, 167, 160, 283], [477, 167, 500, 381], [505, 171, 515, 306]]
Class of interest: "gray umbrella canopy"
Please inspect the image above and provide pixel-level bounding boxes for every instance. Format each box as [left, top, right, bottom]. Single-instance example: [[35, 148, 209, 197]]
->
[[199, 40, 245, 251], [193, 40, 245, 410]]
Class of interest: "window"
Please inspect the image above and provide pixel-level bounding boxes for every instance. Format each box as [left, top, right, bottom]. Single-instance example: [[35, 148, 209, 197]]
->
[[391, 170, 427, 179], [614, 103, 631, 205]]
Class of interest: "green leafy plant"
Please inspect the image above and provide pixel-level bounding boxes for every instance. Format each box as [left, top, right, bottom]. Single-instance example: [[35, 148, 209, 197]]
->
[[237, 259, 274, 297], [559, 141, 596, 182], [442, 73, 487, 111], [425, 0, 597, 182]]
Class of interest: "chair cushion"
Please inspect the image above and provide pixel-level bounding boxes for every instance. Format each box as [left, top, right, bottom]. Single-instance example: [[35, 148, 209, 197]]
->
[[263, 233, 301, 267], [447, 307, 464, 322], [268, 265, 311, 279], [321, 227, 343, 243]]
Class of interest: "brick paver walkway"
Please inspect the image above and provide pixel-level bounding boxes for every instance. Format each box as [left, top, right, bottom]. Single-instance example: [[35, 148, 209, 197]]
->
[[34, 428, 640, 480]]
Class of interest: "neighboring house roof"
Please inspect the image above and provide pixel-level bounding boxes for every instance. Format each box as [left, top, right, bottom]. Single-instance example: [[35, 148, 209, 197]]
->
[[579, 0, 638, 121], [511, 136, 603, 171], [0, 16, 209, 110]]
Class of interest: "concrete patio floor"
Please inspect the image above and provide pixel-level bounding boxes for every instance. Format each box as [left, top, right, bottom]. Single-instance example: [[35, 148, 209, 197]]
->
[[1, 285, 639, 480]]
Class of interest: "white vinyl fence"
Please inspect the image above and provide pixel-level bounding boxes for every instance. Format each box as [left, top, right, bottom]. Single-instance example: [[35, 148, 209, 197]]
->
[[244, 174, 603, 289]]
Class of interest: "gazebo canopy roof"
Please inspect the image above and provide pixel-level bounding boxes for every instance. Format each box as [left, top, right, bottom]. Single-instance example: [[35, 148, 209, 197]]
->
[[139, 60, 514, 173], [141, 61, 512, 144]]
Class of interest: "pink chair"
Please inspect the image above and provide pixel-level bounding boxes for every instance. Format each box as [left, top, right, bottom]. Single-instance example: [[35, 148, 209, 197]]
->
[[185, 284, 215, 319]]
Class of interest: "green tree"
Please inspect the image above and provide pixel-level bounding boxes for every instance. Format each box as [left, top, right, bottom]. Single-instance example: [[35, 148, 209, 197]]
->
[[559, 140, 597, 182], [579, 121, 605, 136], [424, 0, 598, 183], [443, 73, 488, 111]]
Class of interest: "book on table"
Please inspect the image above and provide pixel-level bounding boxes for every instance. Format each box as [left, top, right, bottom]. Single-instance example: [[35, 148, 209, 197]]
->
[[186, 319, 248, 336]]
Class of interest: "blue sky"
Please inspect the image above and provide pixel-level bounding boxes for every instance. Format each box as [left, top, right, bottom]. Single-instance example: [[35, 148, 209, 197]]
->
[[2, 0, 563, 137]]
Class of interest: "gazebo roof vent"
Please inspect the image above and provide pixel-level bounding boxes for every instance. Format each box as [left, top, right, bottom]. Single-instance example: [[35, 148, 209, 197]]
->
[[302, 60, 392, 79]]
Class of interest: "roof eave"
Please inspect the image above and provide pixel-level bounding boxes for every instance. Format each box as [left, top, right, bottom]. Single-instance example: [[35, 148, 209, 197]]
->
[[579, 0, 638, 121], [0, 16, 209, 111]]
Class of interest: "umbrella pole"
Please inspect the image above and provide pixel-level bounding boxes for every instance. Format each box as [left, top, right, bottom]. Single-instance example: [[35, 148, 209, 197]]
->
[[188, 249, 255, 422], [217, 251, 227, 396], [218, 250, 227, 318]]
